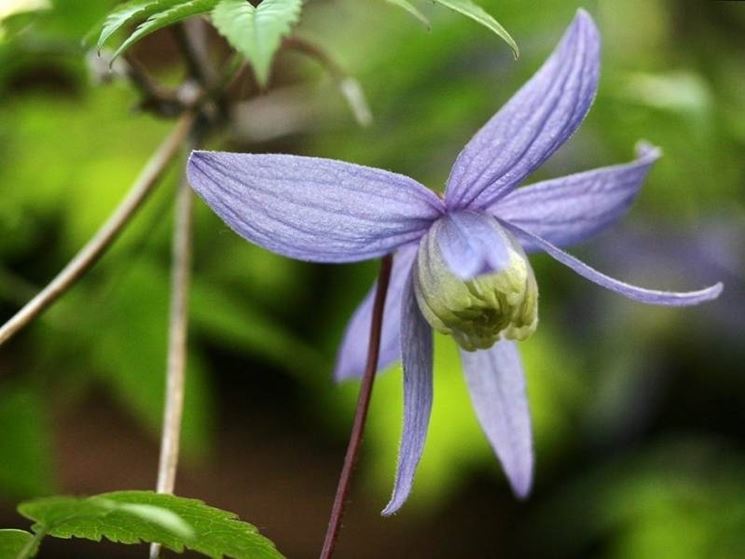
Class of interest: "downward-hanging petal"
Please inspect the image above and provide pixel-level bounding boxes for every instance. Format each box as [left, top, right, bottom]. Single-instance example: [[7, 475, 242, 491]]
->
[[333, 245, 418, 381], [459, 341, 533, 498], [492, 143, 661, 252], [505, 223, 724, 306], [444, 10, 600, 211], [382, 269, 433, 516], [188, 151, 444, 262]]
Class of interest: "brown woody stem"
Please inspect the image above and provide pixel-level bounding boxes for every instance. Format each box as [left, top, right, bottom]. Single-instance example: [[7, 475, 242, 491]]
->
[[319, 254, 394, 559]]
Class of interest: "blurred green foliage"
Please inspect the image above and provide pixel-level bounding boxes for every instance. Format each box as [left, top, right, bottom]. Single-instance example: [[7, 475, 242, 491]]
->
[[0, 0, 744, 557], [0, 384, 53, 498]]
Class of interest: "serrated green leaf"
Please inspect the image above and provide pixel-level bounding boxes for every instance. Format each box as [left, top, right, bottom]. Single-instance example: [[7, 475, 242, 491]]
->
[[383, 0, 430, 29], [112, 0, 218, 60], [211, 0, 303, 86], [94, 0, 180, 49], [433, 0, 517, 58], [0, 529, 35, 558], [18, 491, 284, 559]]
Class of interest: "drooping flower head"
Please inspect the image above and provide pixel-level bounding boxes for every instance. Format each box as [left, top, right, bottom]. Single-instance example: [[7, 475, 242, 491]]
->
[[187, 10, 722, 515]]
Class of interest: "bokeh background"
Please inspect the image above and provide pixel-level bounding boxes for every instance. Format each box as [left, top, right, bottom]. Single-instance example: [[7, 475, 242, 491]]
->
[[1, 0, 744, 557]]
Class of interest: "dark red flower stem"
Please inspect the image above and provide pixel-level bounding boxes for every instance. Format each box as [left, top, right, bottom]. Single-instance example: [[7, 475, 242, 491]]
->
[[320, 254, 394, 559]]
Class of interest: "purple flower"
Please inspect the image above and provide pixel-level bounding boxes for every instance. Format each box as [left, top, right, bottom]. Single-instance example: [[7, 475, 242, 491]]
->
[[187, 10, 722, 515]]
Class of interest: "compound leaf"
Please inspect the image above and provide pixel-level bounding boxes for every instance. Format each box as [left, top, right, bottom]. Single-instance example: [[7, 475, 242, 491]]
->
[[383, 0, 430, 29], [211, 0, 303, 86], [95, 0, 181, 49], [18, 491, 284, 559], [433, 0, 518, 57], [0, 529, 35, 558], [111, 0, 219, 59]]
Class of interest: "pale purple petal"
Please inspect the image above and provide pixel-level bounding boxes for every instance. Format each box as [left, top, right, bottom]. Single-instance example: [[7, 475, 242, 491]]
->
[[460, 341, 533, 498], [382, 270, 433, 516], [188, 151, 443, 262], [333, 245, 418, 381], [444, 10, 600, 211], [433, 211, 512, 280], [493, 143, 661, 252], [505, 223, 724, 306]]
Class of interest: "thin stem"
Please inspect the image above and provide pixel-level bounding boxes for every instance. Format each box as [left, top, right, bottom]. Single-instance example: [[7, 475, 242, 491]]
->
[[123, 52, 184, 118], [149, 142, 196, 559], [15, 527, 47, 559], [283, 36, 345, 77], [0, 112, 195, 348], [157, 163, 194, 495], [172, 21, 212, 89], [319, 254, 394, 559], [282, 36, 372, 128], [149, 20, 208, 559]]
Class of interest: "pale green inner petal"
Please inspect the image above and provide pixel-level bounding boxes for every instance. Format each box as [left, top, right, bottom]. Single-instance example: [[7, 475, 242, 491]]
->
[[414, 219, 539, 351]]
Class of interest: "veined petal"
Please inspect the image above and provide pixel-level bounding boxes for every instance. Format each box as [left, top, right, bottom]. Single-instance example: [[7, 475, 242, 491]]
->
[[505, 223, 724, 306], [460, 341, 533, 498], [433, 211, 512, 281], [382, 269, 433, 516], [493, 143, 661, 252], [333, 245, 418, 382], [188, 151, 443, 262], [444, 10, 600, 211]]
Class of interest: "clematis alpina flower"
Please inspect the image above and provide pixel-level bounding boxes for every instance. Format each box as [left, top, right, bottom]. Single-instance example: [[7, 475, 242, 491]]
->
[[187, 10, 722, 515]]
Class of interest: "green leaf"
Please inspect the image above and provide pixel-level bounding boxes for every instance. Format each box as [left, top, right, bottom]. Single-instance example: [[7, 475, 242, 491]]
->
[[432, 0, 517, 58], [383, 0, 430, 29], [94, 0, 181, 49], [0, 529, 35, 558], [211, 0, 303, 86], [18, 491, 284, 559], [112, 0, 219, 59]]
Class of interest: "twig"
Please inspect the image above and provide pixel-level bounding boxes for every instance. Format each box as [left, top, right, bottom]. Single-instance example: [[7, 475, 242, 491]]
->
[[156, 159, 194, 496], [172, 21, 212, 89], [148, 143, 195, 559], [149, 20, 208, 559], [123, 52, 184, 118], [320, 254, 394, 559], [15, 526, 47, 559], [0, 111, 195, 348], [282, 36, 372, 127]]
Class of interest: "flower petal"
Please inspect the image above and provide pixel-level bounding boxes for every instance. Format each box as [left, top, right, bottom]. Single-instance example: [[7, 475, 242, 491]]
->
[[444, 10, 600, 211], [492, 143, 661, 252], [188, 151, 443, 262], [333, 245, 418, 381], [505, 223, 724, 306], [460, 341, 533, 498], [433, 211, 513, 280], [382, 269, 434, 516]]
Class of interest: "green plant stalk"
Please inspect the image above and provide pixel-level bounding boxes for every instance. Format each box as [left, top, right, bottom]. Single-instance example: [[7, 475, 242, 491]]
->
[[0, 112, 195, 348], [15, 528, 46, 559]]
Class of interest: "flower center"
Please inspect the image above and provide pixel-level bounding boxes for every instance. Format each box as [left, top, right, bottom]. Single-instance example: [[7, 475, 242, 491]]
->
[[413, 216, 539, 351]]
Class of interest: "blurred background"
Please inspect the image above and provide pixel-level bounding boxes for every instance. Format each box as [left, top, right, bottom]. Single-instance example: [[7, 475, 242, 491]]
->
[[0, 0, 744, 557]]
